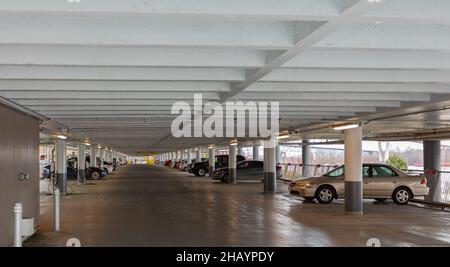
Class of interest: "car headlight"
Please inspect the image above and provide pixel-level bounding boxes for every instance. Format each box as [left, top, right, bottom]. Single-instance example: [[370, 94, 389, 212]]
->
[[298, 183, 314, 188]]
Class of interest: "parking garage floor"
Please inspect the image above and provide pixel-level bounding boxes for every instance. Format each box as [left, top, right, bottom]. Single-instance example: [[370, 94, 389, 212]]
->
[[27, 165, 450, 247]]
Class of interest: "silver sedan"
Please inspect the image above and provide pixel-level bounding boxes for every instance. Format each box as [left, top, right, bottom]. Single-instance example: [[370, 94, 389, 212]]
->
[[289, 163, 429, 205]]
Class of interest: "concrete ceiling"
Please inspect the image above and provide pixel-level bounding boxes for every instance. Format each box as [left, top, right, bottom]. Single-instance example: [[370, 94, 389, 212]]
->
[[1, 0, 450, 154]]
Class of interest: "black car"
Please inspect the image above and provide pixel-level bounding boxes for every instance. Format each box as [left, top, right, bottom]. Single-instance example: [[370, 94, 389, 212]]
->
[[212, 160, 284, 183], [42, 159, 107, 180], [191, 155, 246, 176]]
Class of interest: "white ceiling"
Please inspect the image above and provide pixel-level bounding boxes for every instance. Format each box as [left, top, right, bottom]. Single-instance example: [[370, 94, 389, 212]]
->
[[1, 0, 450, 154]]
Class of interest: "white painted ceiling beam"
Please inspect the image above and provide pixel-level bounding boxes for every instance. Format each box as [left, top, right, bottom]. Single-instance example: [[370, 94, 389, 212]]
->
[[262, 69, 450, 83], [248, 82, 450, 93], [233, 92, 430, 102], [3, 91, 426, 101], [14, 99, 402, 107], [0, 0, 340, 20], [0, 81, 231, 91], [0, 15, 296, 49], [27, 106, 376, 113], [38, 110, 356, 117], [315, 23, 450, 50], [0, 46, 267, 68], [284, 48, 450, 69], [0, 91, 220, 100]]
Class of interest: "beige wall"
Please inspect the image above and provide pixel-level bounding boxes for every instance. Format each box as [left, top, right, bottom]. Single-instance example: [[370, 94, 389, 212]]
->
[[0, 104, 40, 247]]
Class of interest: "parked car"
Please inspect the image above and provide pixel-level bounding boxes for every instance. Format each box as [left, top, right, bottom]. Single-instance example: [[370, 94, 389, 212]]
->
[[164, 160, 172, 166], [288, 163, 429, 205], [102, 161, 114, 174], [192, 155, 246, 177], [188, 158, 207, 173], [212, 160, 283, 182], [42, 158, 107, 180]]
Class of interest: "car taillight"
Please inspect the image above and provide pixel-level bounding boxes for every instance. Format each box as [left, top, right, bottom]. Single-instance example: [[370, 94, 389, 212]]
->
[[421, 177, 428, 185]]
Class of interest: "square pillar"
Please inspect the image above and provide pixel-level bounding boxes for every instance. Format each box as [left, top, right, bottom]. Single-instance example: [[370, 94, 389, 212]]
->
[[253, 145, 260, 160], [55, 138, 67, 194], [208, 146, 215, 177], [344, 126, 363, 215], [89, 145, 97, 167], [263, 138, 277, 193], [228, 144, 237, 183], [77, 143, 86, 184]]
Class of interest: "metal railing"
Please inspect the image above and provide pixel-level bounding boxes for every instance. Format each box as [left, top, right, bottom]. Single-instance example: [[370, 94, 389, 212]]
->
[[279, 163, 339, 181], [407, 170, 450, 204]]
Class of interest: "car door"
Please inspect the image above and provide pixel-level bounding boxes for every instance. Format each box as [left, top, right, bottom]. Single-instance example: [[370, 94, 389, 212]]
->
[[361, 165, 375, 197], [236, 161, 251, 180], [370, 165, 399, 198], [243, 161, 262, 180]]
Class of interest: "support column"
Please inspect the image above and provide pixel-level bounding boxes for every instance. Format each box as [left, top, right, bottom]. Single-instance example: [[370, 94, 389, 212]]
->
[[253, 145, 260, 160], [228, 144, 237, 183], [263, 138, 277, 193], [187, 148, 192, 164], [77, 143, 86, 184], [90, 145, 97, 167], [238, 147, 244, 155], [209, 146, 215, 177], [276, 145, 282, 164], [196, 147, 202, 162], [344, 127, 363, 215], [302, 140, 312, 177], [424, 140, 441, 201], [55, 138, 67, 194]]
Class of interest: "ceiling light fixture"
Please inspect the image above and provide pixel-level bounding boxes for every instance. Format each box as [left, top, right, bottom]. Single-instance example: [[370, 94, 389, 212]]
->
[[56, 135, 67, 140], [276, 131, 290, 140], [332, 123, 360, 131]]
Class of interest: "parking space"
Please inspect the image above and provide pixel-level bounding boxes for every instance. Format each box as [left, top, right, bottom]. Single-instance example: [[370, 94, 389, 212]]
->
[[26, 164, 450, 247]]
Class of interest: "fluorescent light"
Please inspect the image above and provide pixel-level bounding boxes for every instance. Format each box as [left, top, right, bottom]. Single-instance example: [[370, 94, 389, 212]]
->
[[84, 143, 90, 146], [56, 135, 67, 140], [276, 131, 290, 140], [332, 123, 360, 131], [230, 139, 238, 146]]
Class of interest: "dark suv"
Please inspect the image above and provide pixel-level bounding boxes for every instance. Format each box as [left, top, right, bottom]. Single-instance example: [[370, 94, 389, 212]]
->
[[191, 155, 246, 176]]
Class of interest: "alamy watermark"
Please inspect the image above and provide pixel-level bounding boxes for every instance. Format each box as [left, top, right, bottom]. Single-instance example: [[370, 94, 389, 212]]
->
[[171, 94, 280, 139]]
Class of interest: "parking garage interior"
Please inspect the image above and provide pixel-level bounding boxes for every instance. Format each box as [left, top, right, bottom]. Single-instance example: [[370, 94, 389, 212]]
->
[[1, 0, 450, 247]]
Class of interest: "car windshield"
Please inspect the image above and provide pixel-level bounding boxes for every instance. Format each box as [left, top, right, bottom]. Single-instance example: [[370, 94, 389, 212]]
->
[[324, 166, 344, 178]]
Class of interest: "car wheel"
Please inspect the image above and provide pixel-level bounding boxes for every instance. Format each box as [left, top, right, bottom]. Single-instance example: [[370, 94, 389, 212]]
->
[[198, 168, 206, 177], [315, 185, 335, 204], [90, 171, 101, 180], [393, 187, 412, 205]]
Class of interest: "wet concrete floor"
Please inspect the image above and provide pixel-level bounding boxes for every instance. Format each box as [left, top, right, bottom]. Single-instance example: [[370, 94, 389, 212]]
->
[[26, 164, 450, 247]]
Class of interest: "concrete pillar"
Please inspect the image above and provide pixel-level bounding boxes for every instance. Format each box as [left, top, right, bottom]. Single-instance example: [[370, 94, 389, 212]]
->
[[77, 143, 86, 184], [55, 138, 67, 194], [208, 146, 215, 177], [253, 145, 260, 160], [187, 148, 192, 164], [302, 140, 312, 177], [344, 126, 363, 215], [276, 145, 282, 164], [196, 147, 202, 162], [90, 145, 97, 167], [423, 140, 441, 201], [263, 138, 277, 193], [238, 147, 244, 155], [229, 144, 237, 183]]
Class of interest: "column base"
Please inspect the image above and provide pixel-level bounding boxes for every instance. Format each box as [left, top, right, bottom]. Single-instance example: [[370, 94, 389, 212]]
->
[[264, 172, 276, 193], [209, 167, 215, 177], [345, 181, 363, 214], [57, 173, 67, 194], [229, 168, 236, 184], [77, 169, 86, 185]]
